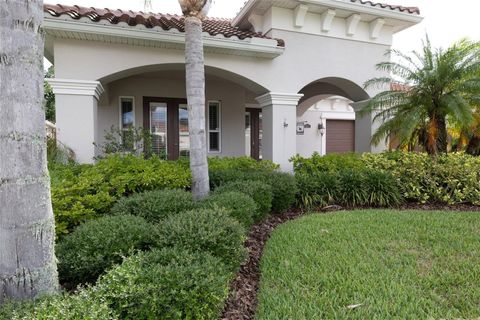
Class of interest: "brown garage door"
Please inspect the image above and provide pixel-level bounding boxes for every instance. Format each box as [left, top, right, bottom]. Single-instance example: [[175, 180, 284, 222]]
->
[[326, 120, 355, 154]]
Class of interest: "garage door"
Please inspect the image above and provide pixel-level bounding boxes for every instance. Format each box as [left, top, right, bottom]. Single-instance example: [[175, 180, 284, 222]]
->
[[326, 120, 355, 154]]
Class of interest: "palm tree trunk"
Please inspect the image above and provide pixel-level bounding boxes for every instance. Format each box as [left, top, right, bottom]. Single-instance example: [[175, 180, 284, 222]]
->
[[184, 16, 209, 199], [436, 115, 448, 153], [0, 0, 58, 304], [466, 136, 480, 156]]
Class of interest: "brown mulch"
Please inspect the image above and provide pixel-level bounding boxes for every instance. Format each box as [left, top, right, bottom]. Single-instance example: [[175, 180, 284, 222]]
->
[[220, 203, 480, 320]]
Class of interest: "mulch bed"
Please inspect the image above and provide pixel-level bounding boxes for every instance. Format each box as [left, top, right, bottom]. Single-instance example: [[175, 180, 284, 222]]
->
[[220, 204, 480, 320]]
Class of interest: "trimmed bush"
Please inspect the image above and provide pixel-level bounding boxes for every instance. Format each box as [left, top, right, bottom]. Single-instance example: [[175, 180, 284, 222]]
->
[[95, 248, 231, 320], [0, 289, 117, 320], [110, 189, 196, 223], [56, 215, 157, 287], [50, 155, 191, 236], [156, 208, 246, 271], [215, 180, 273, 221], [209, 168, 248, 189], [261, 172, 298, 213], [201, 191, 257, 227], [292, 152, 363, 175], [208, 156, 278, 171]]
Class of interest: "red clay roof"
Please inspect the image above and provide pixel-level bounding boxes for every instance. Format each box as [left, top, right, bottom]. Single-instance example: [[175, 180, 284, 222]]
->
[[349, 0, 420, 15], [44, 4, 285, 47]]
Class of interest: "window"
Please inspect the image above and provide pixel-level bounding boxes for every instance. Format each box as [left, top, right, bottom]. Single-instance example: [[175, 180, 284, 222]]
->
[[119, 97, 135, 150], [208, 101, 221, 152]]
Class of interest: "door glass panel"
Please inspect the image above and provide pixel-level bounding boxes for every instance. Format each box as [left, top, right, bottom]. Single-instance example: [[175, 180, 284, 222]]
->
[[178, 104, 190, 158], [150, 102, 167, 159], [245, 112, 251, 157]]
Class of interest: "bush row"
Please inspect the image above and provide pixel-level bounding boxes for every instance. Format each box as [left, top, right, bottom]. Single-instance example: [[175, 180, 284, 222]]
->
[[293, 152, 480, 207], [50, 155, 279, 236]]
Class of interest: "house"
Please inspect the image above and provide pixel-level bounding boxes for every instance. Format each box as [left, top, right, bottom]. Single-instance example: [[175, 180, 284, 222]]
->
[[44, 0, 422, 171]]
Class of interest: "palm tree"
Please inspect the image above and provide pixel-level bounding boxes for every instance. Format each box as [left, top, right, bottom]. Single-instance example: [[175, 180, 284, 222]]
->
[[362, 37, 480, 155], [0, 0, 58, 304], [178, 0, 212, 199]]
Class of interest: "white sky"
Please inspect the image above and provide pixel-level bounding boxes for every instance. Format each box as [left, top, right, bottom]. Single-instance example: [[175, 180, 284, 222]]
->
[[46, 0, 479, 53]]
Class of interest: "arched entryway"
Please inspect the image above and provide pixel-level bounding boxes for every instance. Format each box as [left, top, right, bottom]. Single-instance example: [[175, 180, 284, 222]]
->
[[295, 77, 374, 157]]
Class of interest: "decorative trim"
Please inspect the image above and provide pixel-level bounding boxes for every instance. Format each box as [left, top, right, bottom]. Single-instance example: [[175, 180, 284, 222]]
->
[[321, 9, 336, 32], [46, 78, 105, 100], [255, 92, 304, 108], [294, 4, 309, 28], [44, 18, 284, 59], [369, 18, 385, 39], [346, 14, 361, 36]]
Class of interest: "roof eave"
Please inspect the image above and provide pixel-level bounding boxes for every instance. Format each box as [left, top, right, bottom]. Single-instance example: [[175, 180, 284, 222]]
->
[[44, 17, 284, 59], [232, 0, 422, 28]]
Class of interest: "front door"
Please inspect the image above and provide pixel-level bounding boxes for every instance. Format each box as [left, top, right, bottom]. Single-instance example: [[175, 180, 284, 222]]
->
[[143, 97, 189, 160], [245, 108, 262, 160]]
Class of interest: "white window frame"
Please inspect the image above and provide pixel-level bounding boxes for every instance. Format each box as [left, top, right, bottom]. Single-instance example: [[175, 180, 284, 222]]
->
[[119, 96, 136, 129], [207, 100, 222, 153]]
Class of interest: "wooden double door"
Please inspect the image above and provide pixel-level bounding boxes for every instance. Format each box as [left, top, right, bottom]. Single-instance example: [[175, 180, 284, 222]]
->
[[143, 97, 189, 160], [246, 108, 262, 160]]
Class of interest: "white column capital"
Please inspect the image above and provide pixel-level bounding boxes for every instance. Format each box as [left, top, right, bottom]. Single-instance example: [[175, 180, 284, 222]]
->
[[46, 78, 105, 101], [350, 99, 370, 112], [255, 92, 304, 108]]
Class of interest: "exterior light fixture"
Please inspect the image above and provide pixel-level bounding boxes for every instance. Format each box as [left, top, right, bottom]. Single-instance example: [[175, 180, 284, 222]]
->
[[283, 119, 289, 127], [318, 122, 325, 136]]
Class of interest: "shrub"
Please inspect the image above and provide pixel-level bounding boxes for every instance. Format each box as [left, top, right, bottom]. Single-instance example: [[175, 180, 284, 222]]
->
[[209, 168, 248, 189], [201, 191, 257, 227], [362, 152, 480, 205], [0, 289, 117, 320], [363, 170, 403, 207], [156, 208, 246, 271], [215, 180, 273, 221], [261, 172, 298, 213], [337, 169, 369, 207], [50, 155, 191, 236], [111, 189, 196, 223], [292, 152, 364, 175], [208, 156, 278, 171], [56, 215, 157, 287], [95, 248, 231, 320], [296, 172, 339, 209]]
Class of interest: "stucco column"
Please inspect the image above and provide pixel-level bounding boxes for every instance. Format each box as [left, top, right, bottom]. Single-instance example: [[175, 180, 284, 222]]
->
[[351, 100, 387, 153], [47, 79, 104, 164], [256, 93, 303, 172]]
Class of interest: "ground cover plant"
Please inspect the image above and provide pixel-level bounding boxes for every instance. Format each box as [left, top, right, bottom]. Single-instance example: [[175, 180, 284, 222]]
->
[[256, 210, 480, 319]]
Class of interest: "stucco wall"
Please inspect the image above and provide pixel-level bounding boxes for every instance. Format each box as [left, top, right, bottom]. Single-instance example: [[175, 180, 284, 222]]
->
[[296, 97, 355, 157], [99, 73, 250, 158]]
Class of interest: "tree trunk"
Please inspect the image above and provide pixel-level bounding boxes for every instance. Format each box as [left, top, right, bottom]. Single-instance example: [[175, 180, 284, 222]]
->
[[466, 136, 480, 156], [436, 115, 448, 154], [0, 0, 58, 304], [184, 16, 209, 200]]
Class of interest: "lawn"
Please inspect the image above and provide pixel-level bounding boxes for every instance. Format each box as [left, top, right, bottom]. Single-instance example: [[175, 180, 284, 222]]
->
[[256, 210, 480, 319]]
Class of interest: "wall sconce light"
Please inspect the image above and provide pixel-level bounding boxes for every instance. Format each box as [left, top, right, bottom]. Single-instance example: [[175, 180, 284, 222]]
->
[[318, 122, 325, 136], [283, 119, 289, 128]]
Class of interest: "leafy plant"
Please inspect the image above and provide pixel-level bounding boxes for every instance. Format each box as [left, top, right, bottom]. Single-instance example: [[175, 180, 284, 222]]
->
[[56, 215, 158, 287], [156, 208, 247, 271], [111, 189, 196, 223], [215, 180, 273, 221], [201, 191, 257, 227], [94, 248, 230, 320]]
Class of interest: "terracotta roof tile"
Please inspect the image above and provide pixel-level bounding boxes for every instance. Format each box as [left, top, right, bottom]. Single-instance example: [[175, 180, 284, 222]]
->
[[349, 0, 420, 14], [44, 4, 285, 47]]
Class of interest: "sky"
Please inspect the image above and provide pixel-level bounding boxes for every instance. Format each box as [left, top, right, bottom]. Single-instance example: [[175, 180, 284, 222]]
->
[[46, 0, 480, 53]]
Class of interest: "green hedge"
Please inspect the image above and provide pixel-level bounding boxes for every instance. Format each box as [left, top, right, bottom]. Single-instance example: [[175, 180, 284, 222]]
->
[[111, 189, 196, 223], [156, 208, 246, 271], [50, 155, 190, 236], [201, 191, 257, 227], [294, 152, 480, 207], [95, 248, 231, 320], [0, 290, 117, 320], [56, 215, 158, 287], [215, 180, 273, 221]]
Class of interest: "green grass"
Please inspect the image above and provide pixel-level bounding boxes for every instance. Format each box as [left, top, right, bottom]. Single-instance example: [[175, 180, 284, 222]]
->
[[256, 210, 480, 319]]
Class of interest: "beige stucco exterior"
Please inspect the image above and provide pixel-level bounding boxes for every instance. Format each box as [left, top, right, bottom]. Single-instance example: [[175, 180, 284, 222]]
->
[[45, 0, 422, 170]]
